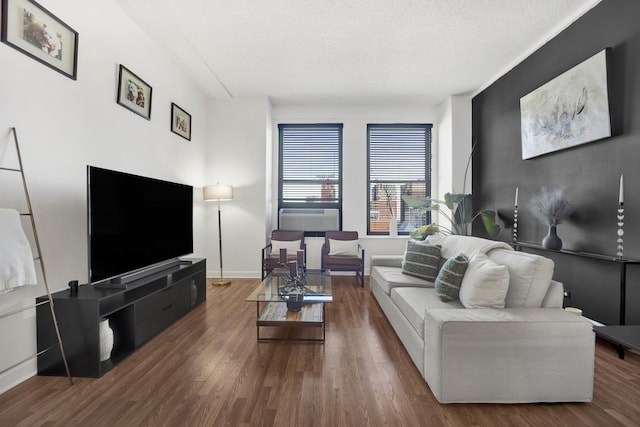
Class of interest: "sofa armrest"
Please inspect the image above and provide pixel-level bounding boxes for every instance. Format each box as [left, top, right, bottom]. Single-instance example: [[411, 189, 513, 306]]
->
[[423, 307, 594, 403], [542, 280, 564, 308], [370, 255, 404, 269]]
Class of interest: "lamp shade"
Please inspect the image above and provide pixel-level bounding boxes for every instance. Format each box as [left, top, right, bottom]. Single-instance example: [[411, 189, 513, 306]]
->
[[204, 184, 233, 201]]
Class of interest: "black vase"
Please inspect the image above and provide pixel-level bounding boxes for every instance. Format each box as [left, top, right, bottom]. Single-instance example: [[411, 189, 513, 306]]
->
[[542, 225, 563, 250], [287, 293, 304, 312]]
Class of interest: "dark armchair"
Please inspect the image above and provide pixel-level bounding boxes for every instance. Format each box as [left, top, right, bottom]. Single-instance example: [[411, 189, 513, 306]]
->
[[261, 230, 306, 279], [321, 231, 365, 287]]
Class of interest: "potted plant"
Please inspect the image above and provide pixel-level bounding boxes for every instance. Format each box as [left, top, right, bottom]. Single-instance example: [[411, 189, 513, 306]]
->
[[401, 142, 501, 237], [409, 223, 440, 240], [530, 187, 572, 249]]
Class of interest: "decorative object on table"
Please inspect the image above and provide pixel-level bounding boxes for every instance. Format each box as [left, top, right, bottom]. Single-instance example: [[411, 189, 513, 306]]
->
[[288, 260, 298, 278], [68, 280, 78, 296], [116, 64, 152, 120], [617, 174, 624, 257], [565, 307, 583, 316], [513, 187, 519, 243], [99, 318, 114, 362], [1, 0, 79, 79], [409, 223, 440, 240], [296, 249, 304, 269], [276, 249, 305, 273], [286, 291, 304, 312], [203, 183, 234, 285], [530, 186, 573, 250], [278, 262, 309, 312], [520, 48, 611, 160], [170, 103, 191, 141], [402, 142, 501, 236]]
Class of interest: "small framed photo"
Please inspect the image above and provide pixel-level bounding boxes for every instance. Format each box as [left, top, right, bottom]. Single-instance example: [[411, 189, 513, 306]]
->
[[116, 64, 152, 120], [1, 0, 79, 79], [171, 103, 191, 141]]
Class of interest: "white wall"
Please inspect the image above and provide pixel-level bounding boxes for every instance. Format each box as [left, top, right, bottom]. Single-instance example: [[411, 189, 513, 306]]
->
[[436, 96, 472, 230], [0, 0, 208, 392], [205, 97, 272, 279]]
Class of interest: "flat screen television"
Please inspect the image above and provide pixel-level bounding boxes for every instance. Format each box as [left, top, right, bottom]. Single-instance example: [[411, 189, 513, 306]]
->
[[87, 166, 193, 285]]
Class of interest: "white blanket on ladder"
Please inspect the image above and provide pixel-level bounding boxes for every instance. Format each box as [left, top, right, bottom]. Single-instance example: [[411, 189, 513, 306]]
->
[[0, 208, 37, 292]]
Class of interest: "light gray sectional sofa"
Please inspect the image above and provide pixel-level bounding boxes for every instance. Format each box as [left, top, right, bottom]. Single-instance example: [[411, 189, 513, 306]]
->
[[369, 234, 595, 403]]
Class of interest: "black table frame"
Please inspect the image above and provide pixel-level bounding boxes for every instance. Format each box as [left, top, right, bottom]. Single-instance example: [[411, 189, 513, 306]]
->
[[593, 325, 640, 359]]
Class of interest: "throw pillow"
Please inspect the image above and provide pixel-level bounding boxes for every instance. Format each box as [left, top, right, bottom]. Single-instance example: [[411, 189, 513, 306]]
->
[[328, 239, 359, 256], [459, 252, 510, 308], [270, 239, 301, 256], [434, 253, 469, 302], [401, 241, 441, 282]]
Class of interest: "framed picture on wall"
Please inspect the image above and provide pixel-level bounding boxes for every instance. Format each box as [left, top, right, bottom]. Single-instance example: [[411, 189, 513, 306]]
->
[[170, 103, 191, 141], [116, 64, 152, 120], [1, 0, 79, 79], [520, 48, 612, 159]]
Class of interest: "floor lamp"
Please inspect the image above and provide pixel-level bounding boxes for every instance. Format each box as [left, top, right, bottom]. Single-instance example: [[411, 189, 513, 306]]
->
[[204, 184, 233, 286]]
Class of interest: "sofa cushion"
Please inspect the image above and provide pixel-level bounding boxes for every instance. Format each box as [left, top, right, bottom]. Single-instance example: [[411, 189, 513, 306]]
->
[[488, 249, 554, 308], [328, 238, 359, 256], [371, 266, 433, 295], [437, 235, 513, 259], [459, 252, 510, 308], [270, 239, 301, 255], [434, 253, 469, 302], [390, 287, 463, 338], [401, 242, 441, 282]]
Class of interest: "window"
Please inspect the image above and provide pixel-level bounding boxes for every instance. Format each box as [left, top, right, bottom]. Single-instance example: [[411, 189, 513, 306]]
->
[[367, 124, 432, 235], [278, 123, 343, 212]]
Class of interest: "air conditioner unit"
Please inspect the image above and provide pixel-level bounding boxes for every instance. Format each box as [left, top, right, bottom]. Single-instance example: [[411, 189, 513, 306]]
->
[[279, 208, 339, 232]]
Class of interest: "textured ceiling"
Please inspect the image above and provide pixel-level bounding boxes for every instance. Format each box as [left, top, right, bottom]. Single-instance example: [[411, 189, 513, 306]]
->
[[115, 0, 601, 105]]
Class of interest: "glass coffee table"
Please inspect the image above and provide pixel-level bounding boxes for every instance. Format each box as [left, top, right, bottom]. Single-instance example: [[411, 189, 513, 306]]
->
[[245, 269, 332, 342]]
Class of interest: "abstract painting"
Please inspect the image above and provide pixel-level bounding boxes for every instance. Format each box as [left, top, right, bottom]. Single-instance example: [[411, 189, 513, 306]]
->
[[520, 49, 611, 160]]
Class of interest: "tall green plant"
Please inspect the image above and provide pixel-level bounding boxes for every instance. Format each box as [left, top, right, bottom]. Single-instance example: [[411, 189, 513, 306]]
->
[[401, 142, 501, 237]]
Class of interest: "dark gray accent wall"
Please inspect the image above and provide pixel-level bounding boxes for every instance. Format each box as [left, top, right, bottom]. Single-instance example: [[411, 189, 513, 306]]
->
[[472, 0, 640, 325]]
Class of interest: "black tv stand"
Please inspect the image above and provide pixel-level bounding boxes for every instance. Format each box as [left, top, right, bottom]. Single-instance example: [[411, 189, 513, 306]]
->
[[36, 258, 206, 378], [95, 258, 184, 289]]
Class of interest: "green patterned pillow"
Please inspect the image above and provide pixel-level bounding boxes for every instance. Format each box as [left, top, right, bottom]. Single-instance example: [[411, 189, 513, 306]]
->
[[435, 253, 469, 302], [401, 242, 441, 281]]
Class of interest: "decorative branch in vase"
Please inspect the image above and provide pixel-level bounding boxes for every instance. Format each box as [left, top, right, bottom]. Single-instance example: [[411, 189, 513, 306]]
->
[[530, 187, 573, 250]]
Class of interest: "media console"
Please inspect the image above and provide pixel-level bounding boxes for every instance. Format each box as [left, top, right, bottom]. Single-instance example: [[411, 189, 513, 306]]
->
[[36, 258, 206, 378]]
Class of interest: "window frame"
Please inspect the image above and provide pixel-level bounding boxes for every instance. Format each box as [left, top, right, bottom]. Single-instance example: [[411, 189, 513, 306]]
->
[[366, 123, 432, 236], [277, 123, 344, 228]]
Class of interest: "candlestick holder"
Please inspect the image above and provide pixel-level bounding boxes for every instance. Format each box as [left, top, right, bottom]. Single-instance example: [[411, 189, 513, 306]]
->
[[513, 206, 519, 244], [617, 202, 625, 257]]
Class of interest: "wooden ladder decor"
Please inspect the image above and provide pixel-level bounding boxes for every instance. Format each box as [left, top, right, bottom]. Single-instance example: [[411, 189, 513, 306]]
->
[[0, 127, 72, 385]]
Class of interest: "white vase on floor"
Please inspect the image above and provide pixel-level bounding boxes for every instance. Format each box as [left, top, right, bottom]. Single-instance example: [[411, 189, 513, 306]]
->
[[99, 318, 114, 362]]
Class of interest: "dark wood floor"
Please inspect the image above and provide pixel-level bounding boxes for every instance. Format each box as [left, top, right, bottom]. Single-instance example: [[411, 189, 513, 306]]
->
[[1, 277, 640, 426]]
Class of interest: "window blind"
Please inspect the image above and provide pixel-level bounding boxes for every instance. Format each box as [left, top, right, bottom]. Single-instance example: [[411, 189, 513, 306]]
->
[[367, 124, 432, 235], [278, 124, 343, 208]]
